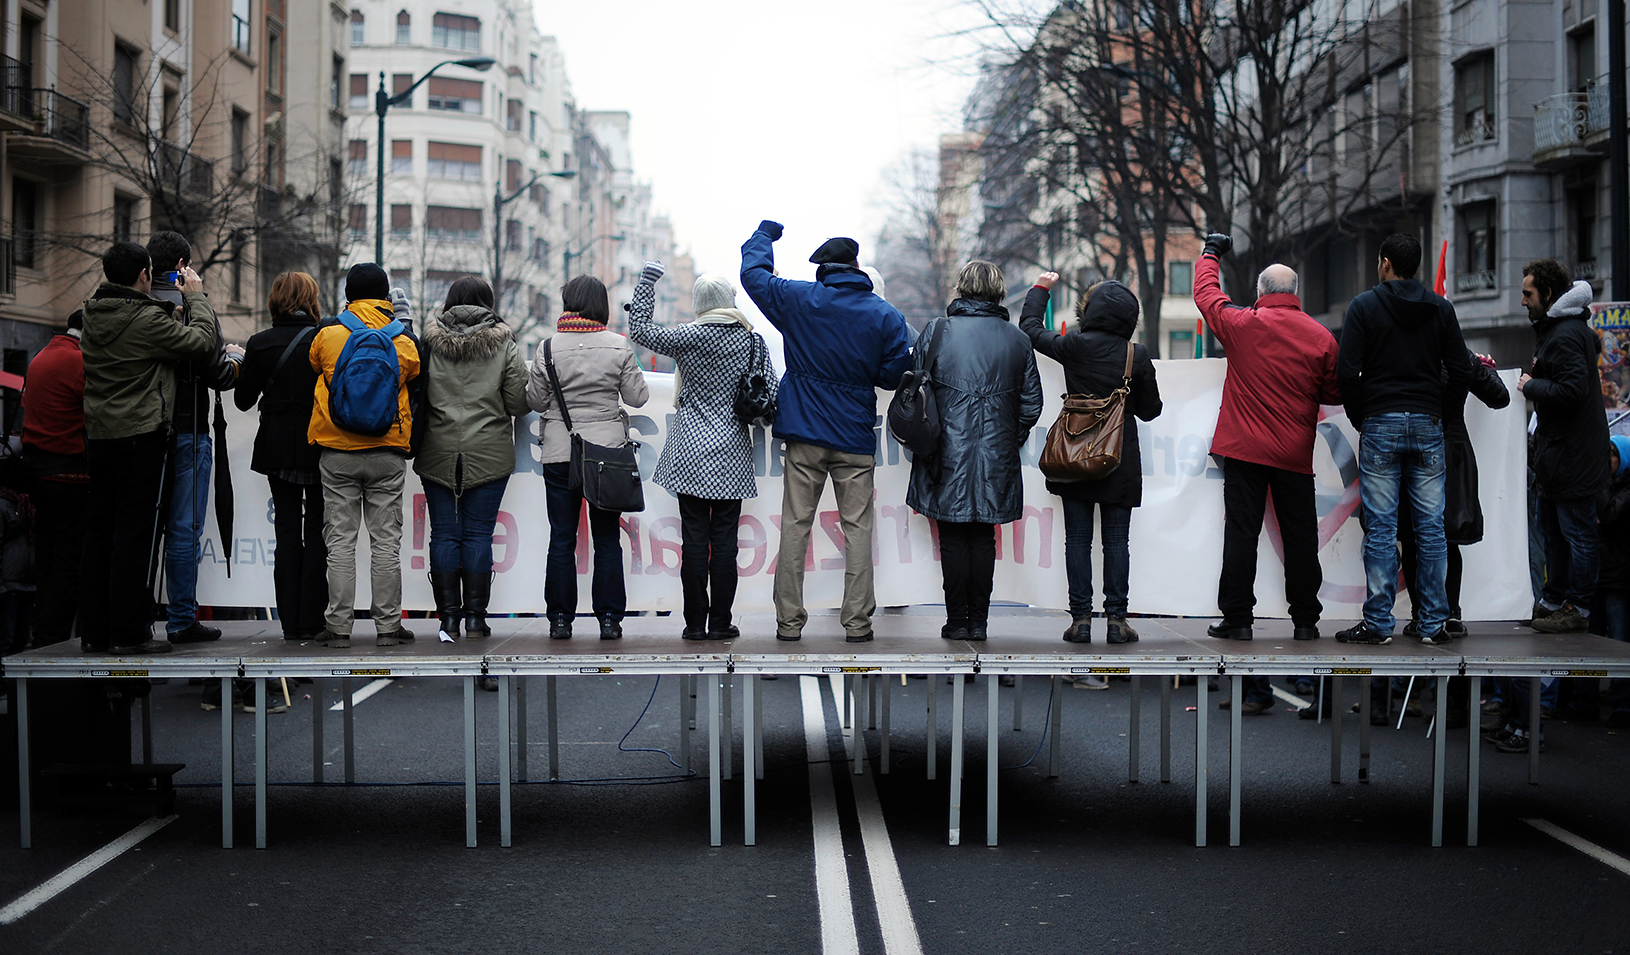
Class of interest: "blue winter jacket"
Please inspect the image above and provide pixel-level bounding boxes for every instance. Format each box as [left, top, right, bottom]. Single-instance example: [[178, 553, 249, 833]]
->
[[740, 228, 913, 456]]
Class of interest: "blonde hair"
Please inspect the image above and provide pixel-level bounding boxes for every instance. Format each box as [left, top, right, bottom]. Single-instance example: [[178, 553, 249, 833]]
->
[[955, 260, 1006, 303]]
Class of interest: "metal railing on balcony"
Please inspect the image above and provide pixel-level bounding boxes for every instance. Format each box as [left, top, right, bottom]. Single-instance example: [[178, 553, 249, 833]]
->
[[1534, 92, 1593, 152], [0, 54, 25, 118], [29, 88, 89, 149], [0, 237, 14, 296], [1455, 269, 1497, 294], [156, 141, 216, 197]]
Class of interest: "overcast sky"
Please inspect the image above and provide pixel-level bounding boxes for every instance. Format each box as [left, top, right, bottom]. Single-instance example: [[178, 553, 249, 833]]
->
[[534, 0, 992, 285]]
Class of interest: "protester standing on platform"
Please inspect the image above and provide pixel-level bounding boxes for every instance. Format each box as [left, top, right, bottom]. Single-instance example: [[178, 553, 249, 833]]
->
[[526, 275, 649, 640], [1592, 436, 1630, 729], [1336, 233, 1475, 647], [79, 241, 220, 654], [1190, 235, 1339, 714], [147, 232, 242, 647], [627, 263, 772, 641], [1021, 274, 1162, 646], [740, 220, 913, 643], [308, 263, 420, 648], [20, 312, 89, 648], [416, 276, 528, 648], [235, 272, 328, 641], [905, 261, 1042, 642], [1520, 261, 1609, 634]]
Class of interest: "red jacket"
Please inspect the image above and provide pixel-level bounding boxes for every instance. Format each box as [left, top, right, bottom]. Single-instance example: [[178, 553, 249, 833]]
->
[[1193, 254, 1340, 473], [21, 333, 86, 458]]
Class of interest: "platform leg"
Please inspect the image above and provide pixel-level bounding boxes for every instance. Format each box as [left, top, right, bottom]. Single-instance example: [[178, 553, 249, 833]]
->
[[744, 675, 757, 847], [1398, 675, 1416, 731], [987, 675, 999, 847], [680, 674, 693, 775], [754, 674, 764, 780], [547, 675, 560, 782], [880, 675, 891, 774], [221, 677, 234, 849], [842, 674, 852, 729], [926, 673, 938, 781], [1329, 676, 1343, 784], [1432, 680, 1447, 848], [1049, 675, 1063, 778], [1012, 675, 1023, 731], [312, 678, 324, 785], [709, 673, 722, 848], [1160, 678, 1172, 783], [464, 676, 477, 848], [17, 679, 30, 848], [1467, 676, 1481, 847], [255, 679, 268, 849], [723, 676, 734, 782], [869, 675, 879, 730], [516, 676, 529, 782], [1528, 676, 1542, 785], [1129, 675, 1141, 783], [499, 676, 512, 848], [1196, 675, 1208, 848], [1359, 681, 1371, 784], [342, 676, 355, 784], [949, 673, 965, 846], [1229, 674, 1241, 847]]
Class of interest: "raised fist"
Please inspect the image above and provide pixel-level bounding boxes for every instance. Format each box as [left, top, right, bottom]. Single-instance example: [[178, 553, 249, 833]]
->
[[1202, 233, 1233, 258], [640, 261, 665, 283], [757, 220, 785, 242]]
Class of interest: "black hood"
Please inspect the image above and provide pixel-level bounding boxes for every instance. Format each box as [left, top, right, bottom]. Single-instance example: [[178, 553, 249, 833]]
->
[[1372, 279, 1440, 329], [1077, 281, 1139, 339], [946, 298, 1010, 321]]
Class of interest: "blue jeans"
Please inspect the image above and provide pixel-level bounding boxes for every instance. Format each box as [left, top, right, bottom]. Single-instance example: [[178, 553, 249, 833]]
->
[[165, 432, 212, 633], [542, 463, 625, 621], [1358, 414, 1448, 635], [1538, 496, 1599, 614], [424, 477, 509, 575], [1062, 498, 1132, 618]]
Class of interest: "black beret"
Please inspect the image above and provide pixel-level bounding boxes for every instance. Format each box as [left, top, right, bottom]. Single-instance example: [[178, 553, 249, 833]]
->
[[809, 237, 860, 265]]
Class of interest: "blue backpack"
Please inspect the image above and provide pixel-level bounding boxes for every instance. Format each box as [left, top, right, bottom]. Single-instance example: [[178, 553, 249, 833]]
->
[[328, 310, 405, 437]]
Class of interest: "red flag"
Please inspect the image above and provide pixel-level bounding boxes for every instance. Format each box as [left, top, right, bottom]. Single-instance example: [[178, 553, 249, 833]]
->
[[1433, 239, 1448, 297]]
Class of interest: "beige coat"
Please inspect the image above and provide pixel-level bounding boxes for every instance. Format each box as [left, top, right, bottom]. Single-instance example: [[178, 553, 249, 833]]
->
[[525, 329, 650, 463]]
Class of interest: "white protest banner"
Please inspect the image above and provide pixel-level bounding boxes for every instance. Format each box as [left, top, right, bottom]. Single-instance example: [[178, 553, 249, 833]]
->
[[194, 359, 1531, 620]]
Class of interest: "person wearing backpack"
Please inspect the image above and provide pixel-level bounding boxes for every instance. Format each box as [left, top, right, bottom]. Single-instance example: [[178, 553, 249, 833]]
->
[[307, 263, 421, 648], [626, 263, 775, 640]]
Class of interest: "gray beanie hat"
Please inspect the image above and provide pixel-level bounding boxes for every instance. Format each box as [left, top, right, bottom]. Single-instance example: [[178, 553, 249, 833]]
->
[[692, 273, 737, 313]]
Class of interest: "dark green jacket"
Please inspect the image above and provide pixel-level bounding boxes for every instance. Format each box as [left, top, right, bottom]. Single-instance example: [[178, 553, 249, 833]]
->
[[80, 282, 219, 440], [413, 305, 529, 493]]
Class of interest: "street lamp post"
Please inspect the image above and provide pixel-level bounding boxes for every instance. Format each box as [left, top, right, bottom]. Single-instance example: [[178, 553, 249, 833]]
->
[[491, 166, 575, 315], [562, 232, 625, 283], [374, 56, 495, 264]]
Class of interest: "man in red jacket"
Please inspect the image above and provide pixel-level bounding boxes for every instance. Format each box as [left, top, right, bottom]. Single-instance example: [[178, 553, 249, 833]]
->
[[1194, 234, 1341, 713], [20, 311, 90, 648]]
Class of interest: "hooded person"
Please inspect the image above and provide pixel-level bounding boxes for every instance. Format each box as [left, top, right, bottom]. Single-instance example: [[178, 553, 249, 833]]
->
[[21, 309, 90, 649], [306, 262, 421, 649], [1020, 273, 1162, 648], [1594, 435, 1630, 729], [626, 264, 775, 639], [1335, 232, 1476, 648]]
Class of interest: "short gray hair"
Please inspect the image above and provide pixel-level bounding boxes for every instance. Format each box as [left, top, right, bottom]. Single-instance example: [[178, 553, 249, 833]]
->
[[1257, 264, 1299, 297]]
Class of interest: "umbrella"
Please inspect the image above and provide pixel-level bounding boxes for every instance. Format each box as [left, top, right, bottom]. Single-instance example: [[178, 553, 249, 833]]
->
[[213, 392, 235, 577]]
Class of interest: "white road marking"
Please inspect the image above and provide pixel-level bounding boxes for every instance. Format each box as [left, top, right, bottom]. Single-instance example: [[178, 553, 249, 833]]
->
[[1524, 818, 1630, 876], [0, 815, 176, 924], [800, 676, 860, 955], [1271, 686, 1314, 709], [329, 678, 394, 711]]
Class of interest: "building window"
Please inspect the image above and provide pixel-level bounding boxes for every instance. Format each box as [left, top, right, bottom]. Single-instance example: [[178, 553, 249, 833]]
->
[[12, 180, 37, 269], [331, 56, 344, 110], [425, 205, 482, 242], [231, 234, 246, 303], [232, 0, 252, 54], [1457, 201, 1497, 293], [113, 43, 139, 127], [506, 219, 521, 250], [231, 108, 250, 174], [1569, 26, 1596, 94], [391, 140, 412, 175], [533, 237, 550, 263], [349, 204, 368, 240], [1167, 260, 1194, 296], [264, 136, 282, 189], [1570, 185, 1597, 280], [165, 0, 181, 33], [349, 74, 369, 110], [392, 73, 413, 98], [1454, 51, 1496, 146], [266, 30, 283, 96], [506, 159, 522, 192], [329, 158, 343, 211], [424, 270, 463, 309], [396, 10, 411, 45], [113, 194, 137, 243], [391, 204, 412, 236], [427, 141, 481, 180], [432, 13, 481, 51], [529, 54, 537, 84], [350, 10, 365, 46], [349, 139, 367, 178], [507, 99, 522, 132], [529, 110, 538, 143], [426, 77, 481, 113]]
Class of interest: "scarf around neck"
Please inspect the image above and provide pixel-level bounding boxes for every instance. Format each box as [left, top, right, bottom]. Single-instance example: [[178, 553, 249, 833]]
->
[[557, 312, 606, 333]]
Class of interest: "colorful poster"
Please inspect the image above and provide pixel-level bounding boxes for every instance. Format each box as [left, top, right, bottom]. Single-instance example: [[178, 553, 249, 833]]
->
[[1590, 302, 1630, 411]]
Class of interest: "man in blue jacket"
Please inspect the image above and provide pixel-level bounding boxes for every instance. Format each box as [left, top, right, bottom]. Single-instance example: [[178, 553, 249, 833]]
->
[[741, 220, 912, 642]]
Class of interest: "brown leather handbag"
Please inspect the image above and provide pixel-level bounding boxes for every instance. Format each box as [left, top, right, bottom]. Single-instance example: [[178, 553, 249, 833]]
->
[[1039, 342, 1135, 482]]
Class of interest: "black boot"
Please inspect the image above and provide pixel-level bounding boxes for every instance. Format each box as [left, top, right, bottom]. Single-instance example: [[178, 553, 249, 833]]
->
[[462, 570, 493, 638], [430, 571, 463, 641]]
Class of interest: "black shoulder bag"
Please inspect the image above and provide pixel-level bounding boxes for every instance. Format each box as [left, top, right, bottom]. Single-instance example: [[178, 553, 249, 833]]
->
[[886, 318, 947, 457], [543, 339, 645, 513], [733, 331, 777, 427]]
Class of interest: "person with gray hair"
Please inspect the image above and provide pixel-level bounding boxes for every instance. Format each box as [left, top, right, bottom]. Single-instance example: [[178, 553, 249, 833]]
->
[[1194, 234, 1341, 714], [627, 263, 776, 639]]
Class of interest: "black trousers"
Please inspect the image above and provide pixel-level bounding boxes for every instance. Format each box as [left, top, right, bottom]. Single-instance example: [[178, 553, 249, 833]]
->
[[269, 476, 329, 636], [79, 430, 169, 648], [1218, 456, 1323, 627], [1399, 518, 1464, 620], [939, 521, 996, 627], [30, 478, 89, 646], [678, 495, 741, 630]]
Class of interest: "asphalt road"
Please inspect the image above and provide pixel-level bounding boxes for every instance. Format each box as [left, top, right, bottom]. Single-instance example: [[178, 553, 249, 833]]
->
[[1, 665, 1628, 955]]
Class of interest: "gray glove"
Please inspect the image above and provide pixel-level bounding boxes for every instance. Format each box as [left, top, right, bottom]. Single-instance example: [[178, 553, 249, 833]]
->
[[641, 261, 665, 283], [389, 286, 413, 324]]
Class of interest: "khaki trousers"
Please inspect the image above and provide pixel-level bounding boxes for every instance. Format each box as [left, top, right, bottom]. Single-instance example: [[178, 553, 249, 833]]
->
[[320, 448, 406, 635], [774, 440, 876, 637]]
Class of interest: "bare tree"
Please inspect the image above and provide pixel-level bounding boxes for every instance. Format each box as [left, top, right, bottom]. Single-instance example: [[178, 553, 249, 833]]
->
[[870, 146, 956, 329]]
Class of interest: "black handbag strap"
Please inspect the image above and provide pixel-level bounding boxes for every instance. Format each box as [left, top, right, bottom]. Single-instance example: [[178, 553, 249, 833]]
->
[[542, 338, 575, 433], [267, 326, 315, 393], [920, 318, 946, 374]]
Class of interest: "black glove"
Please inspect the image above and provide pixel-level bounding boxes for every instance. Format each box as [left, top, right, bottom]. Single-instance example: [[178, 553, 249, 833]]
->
[[757, 220, 785, 242], [1202, 233, 1232, 258]]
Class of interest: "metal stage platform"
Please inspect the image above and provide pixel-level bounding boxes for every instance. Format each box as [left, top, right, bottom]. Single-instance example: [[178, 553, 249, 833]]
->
[[7, 610, 1629, 852]]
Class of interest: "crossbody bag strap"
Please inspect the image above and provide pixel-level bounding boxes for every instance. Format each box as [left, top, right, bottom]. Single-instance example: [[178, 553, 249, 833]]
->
[[1120, 341, 1134, 387], [921, 318, 947, 373], [543, 338, 575, 432], [266, 326, 316, 393]]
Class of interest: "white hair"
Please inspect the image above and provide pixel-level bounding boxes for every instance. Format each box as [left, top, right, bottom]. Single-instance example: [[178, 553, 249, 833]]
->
[[1257, 265, 1299, 297]]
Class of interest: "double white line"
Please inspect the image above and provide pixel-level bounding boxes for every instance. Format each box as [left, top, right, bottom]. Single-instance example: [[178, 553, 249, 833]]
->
[[800, 675, 923, 955]]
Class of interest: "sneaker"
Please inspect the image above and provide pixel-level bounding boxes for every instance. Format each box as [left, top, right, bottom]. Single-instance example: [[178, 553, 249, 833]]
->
[[1494, 731, 1544, 754], [1071, 675, 1109, 690], [1293, 680, 1316, 698], [1445, 618, 1468, 635], [1335, 622, 1392, 645], [1416, 627, 1452, 646], [1531, 604, 1588, 633], [1402, 620, 1421, 638]]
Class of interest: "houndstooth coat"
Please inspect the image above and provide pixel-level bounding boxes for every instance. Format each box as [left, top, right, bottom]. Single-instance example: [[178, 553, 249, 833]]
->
[[626, 279, 772, 500]]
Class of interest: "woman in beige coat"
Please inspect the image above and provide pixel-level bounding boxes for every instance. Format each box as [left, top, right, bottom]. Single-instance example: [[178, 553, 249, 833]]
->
[[525, 275, 649, 639]]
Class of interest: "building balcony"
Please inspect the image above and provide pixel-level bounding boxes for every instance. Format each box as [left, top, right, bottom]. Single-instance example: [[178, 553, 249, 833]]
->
[[0, 237, 14, 296], [0, 55, 33, 133], [155, 142, 215, 198], [1455, 269, 1497, 295], [1533, 91, 1606, 169], [5, 88, 91, 161]]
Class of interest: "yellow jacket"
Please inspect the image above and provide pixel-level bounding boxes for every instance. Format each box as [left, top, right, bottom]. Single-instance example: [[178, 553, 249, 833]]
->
[[307, 299, 421, 451]]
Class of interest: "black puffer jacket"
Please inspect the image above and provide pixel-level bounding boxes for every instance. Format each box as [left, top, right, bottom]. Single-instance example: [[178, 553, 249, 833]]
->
[[1019, 283, 1161, 508], [1598, 463, 1630, 591], [905, 298, 1043, 524], [234, 310, 321, 476], [1526, 281, 1610, 500]]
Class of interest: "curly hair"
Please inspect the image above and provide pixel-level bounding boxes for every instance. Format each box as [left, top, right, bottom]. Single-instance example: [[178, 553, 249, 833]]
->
[[1522, 259, 1572, 310]]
